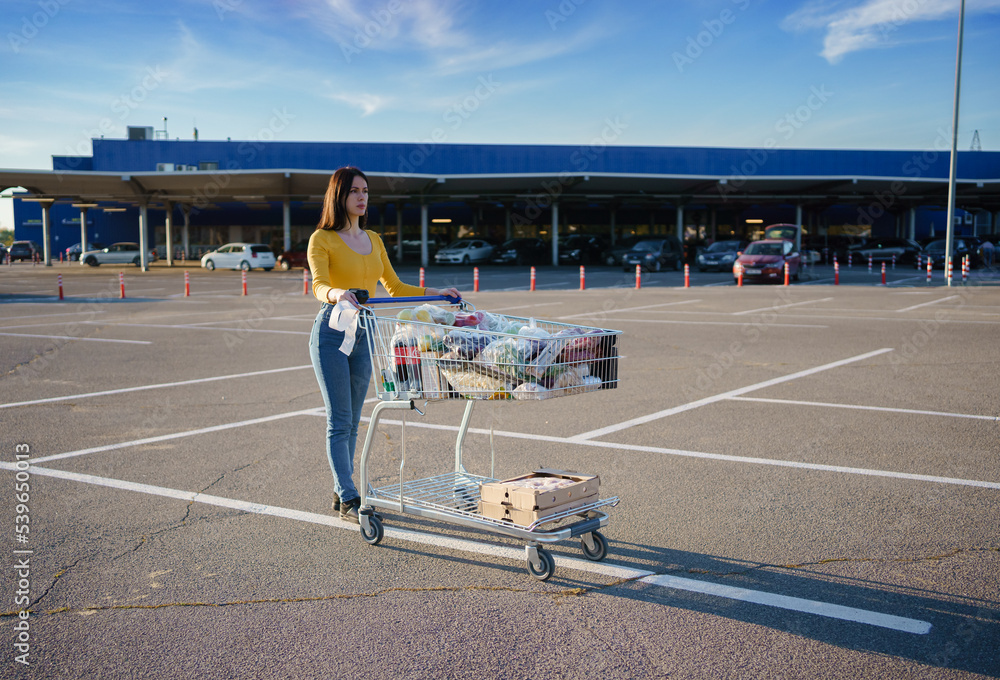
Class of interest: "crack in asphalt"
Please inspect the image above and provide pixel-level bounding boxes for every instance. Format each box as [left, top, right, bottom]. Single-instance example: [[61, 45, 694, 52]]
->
[[11, 463, 260, 616]]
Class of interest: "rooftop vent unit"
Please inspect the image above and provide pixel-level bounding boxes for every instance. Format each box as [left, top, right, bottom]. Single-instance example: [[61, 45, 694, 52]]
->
[[156, 163, 175, 172], [128, 126, 154, 141]]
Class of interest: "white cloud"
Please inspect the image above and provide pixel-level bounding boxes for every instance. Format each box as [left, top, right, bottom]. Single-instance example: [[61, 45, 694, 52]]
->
[[291, 0, 469, 52], [326, 91, 388, 116], [783, 0, 1000, 63]]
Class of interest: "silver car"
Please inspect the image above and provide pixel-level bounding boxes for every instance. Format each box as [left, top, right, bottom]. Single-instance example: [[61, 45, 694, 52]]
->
[[201, 243, 276, 271], [80, 242, 145, 267], [433, 239, 494, 265]]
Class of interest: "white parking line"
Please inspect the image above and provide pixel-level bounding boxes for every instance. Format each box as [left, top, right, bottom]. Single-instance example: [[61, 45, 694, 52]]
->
[[570, 349, 894, 441], [557, 300, 700, 320], [640, 574, 931, 634], [604, 318, 827, 328], [0, 310, 108, 321], [731, 298, 834, 316], [29, 407, 326, 464], [726, 396, 1000, 422], [0, 331, 150, 345], [0, 365, 314, 410], [895, 295, 960, 313], [356, 416, 1000, 490], [81, 321, 309, 336], [0, 462, 932, 634]]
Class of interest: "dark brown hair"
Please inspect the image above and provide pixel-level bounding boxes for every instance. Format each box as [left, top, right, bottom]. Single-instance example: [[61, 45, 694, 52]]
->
[[317, 166, 368, 231]]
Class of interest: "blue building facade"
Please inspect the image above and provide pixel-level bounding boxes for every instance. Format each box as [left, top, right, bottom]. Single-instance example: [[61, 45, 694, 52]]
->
[[11, 135, 1000, 262]]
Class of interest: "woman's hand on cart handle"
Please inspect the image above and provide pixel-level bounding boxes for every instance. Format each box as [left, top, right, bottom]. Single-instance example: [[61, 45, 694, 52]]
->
[[326, 288, 362, 308], [426, 286, 461, 301]]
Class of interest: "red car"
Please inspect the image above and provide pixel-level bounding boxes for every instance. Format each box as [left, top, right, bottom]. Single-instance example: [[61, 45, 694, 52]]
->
[[276, 240, 309, 271], [733, 239, 801, 284]]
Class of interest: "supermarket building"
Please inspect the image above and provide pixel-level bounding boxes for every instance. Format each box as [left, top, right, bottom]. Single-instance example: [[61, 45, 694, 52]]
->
[[3, 127, 999, 268]]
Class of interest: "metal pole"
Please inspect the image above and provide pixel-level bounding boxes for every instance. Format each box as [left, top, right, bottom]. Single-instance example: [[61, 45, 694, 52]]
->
[[420, 202, 429, 269], [139, 202, 149, 271], [79, 206, 88, 261], [944, 0, 965, 287], [551, 202, 559, 266], [164, 200, 173, 266]]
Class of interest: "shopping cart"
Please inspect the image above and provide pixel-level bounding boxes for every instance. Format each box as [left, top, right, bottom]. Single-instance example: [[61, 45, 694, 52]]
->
[[355, 295, 621, 581]]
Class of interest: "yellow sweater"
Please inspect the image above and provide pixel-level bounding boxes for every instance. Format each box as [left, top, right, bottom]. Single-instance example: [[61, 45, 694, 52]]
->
[[307, 228, 425, 304]]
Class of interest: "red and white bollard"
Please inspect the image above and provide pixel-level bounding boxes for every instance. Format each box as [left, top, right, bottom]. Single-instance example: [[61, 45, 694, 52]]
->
[[962, 255, 968, 284], [530, 266, 536, 291], [783, 261, 790, 286], [59, 252, 63, 263], [635, 264, 641, 289], [847, 253, 852, 268], [185, 270, 191, 297], [241, 270, 247, 296], [926, 257, 933, 283], [684, 263, 690, 288], [419, 267, 425, 287], [891, 254, 896, 270], [119, 271, 126, 299], [881, 262, 886, 286], [946, 258, 953, 285], [302, 268, 309, 295], [58, 274, 64, 300], [579, 265, 585, 290], [473, 266, 479, 292], [834, 260, 840, 285], [868, 255, 873, 274], [737, 263, 744, 287]]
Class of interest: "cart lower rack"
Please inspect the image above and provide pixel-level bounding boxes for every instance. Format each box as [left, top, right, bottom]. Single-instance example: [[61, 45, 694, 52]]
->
[[355, 296, 621, 581]]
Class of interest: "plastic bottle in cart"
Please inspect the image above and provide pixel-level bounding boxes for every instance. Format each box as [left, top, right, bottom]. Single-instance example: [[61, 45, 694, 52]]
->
[[393, 337, 422, 393]]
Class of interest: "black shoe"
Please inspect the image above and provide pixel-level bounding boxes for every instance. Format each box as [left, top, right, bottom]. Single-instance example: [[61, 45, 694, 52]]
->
[[332, 492, 340, 513], [339, 498, 360, 524]]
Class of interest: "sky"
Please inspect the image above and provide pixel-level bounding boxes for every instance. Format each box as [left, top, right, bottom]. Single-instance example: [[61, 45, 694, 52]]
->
[[1, 0, 999, 180]]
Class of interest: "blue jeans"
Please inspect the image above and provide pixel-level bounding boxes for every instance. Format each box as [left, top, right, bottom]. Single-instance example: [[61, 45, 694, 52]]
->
[[309, 304, 372, 504]]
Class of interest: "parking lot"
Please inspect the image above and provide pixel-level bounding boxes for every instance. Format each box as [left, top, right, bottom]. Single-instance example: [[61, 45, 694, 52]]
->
[[2, 262, 999, 679]]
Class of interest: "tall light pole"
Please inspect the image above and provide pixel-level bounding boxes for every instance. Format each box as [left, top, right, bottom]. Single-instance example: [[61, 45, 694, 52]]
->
[[944, 0, 966, 287]]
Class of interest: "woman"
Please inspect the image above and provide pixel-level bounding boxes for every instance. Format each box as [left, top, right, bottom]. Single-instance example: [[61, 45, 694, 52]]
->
[[308, 167, 458, 523]]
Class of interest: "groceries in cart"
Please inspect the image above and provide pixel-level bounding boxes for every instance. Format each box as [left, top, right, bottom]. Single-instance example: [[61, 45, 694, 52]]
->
[[367, 302, 619, 401], [478, 469, 600, 526]]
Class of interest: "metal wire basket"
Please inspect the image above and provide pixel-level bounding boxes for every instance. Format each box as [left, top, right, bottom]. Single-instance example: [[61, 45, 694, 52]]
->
[[359, 297, 621, 401]]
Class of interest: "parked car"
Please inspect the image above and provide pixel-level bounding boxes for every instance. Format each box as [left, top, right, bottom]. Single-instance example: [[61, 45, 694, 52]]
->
[[621, 237, 682, 272], [402, 235, 446, 260], [65, 242, 104, 262], [849, 237, 921, 265], [201, 243, 276, 271], [763, 224, 801, 242], [9, 240, 41, 262], [733, 239, 801, 283], [917, 238, 979, 269], [491, 238, 549, 265], [696, 239, 747, 272], [80, 242, 153, 267], [433, 239, 495, 265], [821, 234, 869, 264], [276, 240, 309, 271], [683, 237, 708, 265], [558, 234, 609, 265], [602, 235, 642, 266]]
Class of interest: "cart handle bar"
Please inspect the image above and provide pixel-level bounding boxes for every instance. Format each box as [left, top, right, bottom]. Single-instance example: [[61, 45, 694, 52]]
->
[[364, 294, 461, 305]]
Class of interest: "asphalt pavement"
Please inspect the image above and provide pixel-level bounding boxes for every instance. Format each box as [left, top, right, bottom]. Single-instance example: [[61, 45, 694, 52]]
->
[[1, 261, 998, 679]]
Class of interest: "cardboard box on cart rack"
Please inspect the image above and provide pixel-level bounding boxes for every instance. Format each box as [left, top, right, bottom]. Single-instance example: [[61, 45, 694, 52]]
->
[[479, 469, 600, 512], [478, 494, 597, 525]]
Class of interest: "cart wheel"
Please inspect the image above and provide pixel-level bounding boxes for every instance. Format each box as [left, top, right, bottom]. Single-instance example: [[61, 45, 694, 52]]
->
[[360, 514, 384, 546], [526, 548, 555, 581], [580, 531, 608, 561]]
